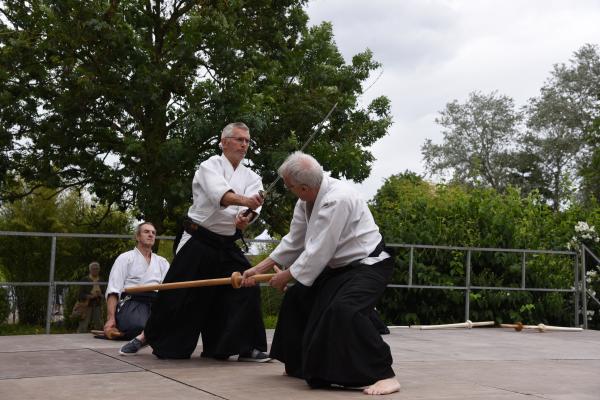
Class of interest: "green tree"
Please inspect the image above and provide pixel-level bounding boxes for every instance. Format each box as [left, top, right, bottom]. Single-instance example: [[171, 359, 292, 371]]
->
[[421, 91, 522, 192], [580, 118, 600, 204], [0, 187, 130, 325], [522, 87, 583, 211], [542, 44, 600, 205], [0, 0, 391, 235]]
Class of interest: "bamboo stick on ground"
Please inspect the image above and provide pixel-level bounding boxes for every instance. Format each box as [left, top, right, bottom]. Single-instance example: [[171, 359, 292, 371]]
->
[[500, 322, 583, 332], [123, 271, 275, 293], [410, 320, 495, 330]]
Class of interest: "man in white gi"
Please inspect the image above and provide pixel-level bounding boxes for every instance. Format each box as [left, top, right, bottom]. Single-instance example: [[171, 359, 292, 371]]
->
[[242, 151, 401, 395], [104, 222, 169, 345], [139, 122, 269, 361]]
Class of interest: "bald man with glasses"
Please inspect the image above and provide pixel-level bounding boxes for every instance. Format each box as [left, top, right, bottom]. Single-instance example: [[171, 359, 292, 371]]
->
[[136, 122, 270, 362]]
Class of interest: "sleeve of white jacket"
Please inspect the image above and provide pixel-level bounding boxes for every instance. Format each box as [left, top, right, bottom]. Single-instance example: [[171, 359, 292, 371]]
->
[[270, 200, 308, 268], [288, 198, 350, 286], [105, 253, 129, 298], [158, 257, 170, 282], [196, 161, 233, 207]]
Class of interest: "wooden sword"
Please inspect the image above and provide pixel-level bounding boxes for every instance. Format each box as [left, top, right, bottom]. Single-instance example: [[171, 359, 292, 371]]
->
[[123, 271, 275, 293]]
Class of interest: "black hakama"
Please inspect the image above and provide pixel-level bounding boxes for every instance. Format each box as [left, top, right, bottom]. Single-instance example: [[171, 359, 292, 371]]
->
[[269, 257, 395, 388], [144, 226, 267, 359]]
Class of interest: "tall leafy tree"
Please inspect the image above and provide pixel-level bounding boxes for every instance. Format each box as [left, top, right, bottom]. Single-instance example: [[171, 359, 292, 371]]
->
[[0, 0, 391, 235], [421, 91, 522, 191], [545, 44, 600, 205], [581, 118, 600, 204], [523, 85, 584, 211]]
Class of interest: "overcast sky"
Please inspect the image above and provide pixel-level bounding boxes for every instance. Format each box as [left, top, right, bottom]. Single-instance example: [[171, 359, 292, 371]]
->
[[305, 0, 600, 200]]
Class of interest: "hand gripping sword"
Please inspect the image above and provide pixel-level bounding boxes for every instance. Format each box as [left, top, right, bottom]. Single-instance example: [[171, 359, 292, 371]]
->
[[242, 102, 338, 216]]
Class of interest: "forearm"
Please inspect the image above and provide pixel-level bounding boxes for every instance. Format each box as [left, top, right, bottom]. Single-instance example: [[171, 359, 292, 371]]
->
[[221, 191, 263, 210], [220, 191, 248, 207], [105, 294, 118, 322], [254, 257, 279, 274]]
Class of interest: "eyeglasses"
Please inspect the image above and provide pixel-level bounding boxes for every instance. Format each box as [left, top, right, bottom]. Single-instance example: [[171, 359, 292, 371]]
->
[[226, 136, 251, 145]]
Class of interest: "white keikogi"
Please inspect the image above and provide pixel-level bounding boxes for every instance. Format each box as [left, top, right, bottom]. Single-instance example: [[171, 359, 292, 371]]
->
[[269, 175, 389, 286], [105, 247, 170, 298], [177, 154, 263, 253]]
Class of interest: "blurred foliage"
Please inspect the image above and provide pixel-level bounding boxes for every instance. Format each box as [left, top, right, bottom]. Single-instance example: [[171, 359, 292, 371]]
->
[[370, 172, 600, 328], [0, 187, 131, 326], [0, 287, 10, 324]]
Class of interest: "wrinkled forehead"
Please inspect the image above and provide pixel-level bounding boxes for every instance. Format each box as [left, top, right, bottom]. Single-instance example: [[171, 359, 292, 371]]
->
[[231, 127, 250, 138], [138, 224, 156, 234]]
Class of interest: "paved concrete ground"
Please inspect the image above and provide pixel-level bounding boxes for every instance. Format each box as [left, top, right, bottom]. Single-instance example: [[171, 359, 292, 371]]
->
[[0, 327, 599, 399]]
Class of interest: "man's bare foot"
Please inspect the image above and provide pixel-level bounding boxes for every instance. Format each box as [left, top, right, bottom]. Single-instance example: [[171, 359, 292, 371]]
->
[[363, 377, 401, 395]]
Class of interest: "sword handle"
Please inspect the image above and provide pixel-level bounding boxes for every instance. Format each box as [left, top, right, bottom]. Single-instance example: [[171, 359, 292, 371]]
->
[[240, 190, 267, 217], [241, 208, 255, 217]]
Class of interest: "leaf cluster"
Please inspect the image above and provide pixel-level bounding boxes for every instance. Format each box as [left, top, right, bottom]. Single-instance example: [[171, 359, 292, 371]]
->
[[0, 0, 391, 236]]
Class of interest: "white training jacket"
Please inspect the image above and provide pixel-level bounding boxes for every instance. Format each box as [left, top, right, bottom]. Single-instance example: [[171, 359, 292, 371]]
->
[[176, 155, 263, 253], [105, 247, 170, 298], [270, 176, 389, 287]]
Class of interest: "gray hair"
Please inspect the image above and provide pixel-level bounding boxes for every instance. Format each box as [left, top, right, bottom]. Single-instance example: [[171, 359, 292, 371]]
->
[[135, 221, 156, 236], [278, 151, 323, 189], [221, 122, 250, 139], [88, 261, 100, 270]]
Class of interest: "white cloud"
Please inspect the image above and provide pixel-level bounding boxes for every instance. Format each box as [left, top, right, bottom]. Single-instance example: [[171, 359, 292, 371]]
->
[[305, 0, 600, 199]]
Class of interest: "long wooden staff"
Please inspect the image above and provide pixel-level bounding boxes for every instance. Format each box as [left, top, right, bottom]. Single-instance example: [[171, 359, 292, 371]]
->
[[500, 322, 583, 332], [123, 271, 275, 293], [410, 320, 495, 330]]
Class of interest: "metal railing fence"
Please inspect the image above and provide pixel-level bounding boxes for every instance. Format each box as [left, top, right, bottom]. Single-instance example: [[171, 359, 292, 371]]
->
[[386, 243, 584, 327], [582, 244, 600, 329], [0, 231, 592, 333]]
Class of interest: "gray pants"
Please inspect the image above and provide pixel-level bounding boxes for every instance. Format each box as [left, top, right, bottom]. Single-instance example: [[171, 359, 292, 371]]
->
[[77, 305, 103, 333]]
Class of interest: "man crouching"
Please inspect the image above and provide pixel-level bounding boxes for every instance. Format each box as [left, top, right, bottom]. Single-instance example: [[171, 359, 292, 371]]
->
[[242, 151, 401, 395]]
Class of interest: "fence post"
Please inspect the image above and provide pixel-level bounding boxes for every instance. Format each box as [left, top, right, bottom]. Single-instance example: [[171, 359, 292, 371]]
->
[[581, 245, 587, 329], [45, 236, 57, 334], [521, 252, 526, 289], [464, 250, 471, 321], [408, 246, 414, 286]]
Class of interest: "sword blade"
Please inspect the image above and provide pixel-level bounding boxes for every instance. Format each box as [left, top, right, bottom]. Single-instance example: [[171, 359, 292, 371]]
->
[[241, 102, 338, 217], [263, 102, 338, 195]]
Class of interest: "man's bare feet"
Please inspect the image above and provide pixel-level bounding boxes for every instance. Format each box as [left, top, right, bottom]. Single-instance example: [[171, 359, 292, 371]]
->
[[363, 377, 401, 395]]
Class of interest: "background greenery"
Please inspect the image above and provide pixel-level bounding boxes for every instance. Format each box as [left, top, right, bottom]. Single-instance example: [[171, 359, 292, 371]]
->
[[1, 1, 600, 333], [370, 173, 600, 328]]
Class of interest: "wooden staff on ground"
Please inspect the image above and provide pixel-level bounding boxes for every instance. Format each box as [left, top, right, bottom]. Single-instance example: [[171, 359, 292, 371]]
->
[[499, 322, 583, 332], [410, 320, 495, 330], [123, 271, 275, 293], [90, 328, 124, 339]]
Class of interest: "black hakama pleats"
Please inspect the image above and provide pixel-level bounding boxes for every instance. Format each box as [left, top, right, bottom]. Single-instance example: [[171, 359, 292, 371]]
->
[[269, 257, 395, 388], [144, 229, 267, 359]]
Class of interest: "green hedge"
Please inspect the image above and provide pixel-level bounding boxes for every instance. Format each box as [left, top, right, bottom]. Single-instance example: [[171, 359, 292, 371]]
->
[[371, 173, 600, 328]]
